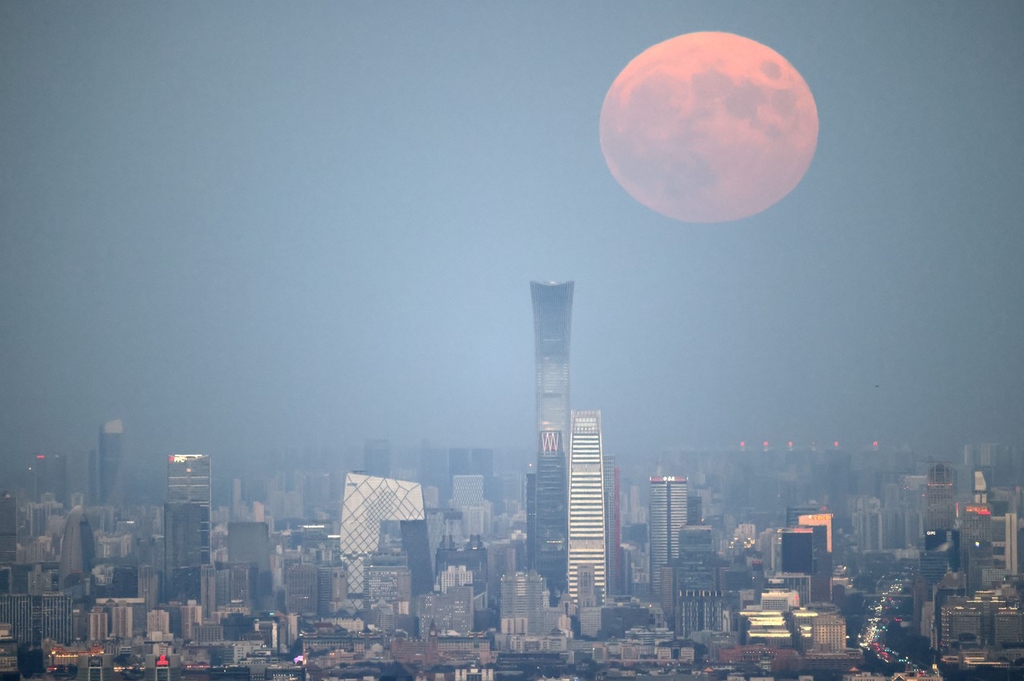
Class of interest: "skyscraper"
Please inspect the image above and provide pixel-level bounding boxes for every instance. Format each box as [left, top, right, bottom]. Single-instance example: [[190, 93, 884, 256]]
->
[[59, 506, 95, 590], [500, 570, 548, 635], [97, 420, 123, 506], [164, 455, 211, 602], [530, 281, 573, 599], [166, 454, 211, 505], [339, 473, 424, 595], [603, 457, 621, 596], [0, 493, 15, 565], [531, 282, 573, 439], [649, 476, 687, 596], [925, 462, 955, 532], [567, 410, 606, 605]]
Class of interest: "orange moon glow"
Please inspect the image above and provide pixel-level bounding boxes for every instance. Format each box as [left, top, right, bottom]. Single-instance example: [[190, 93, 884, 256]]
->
[[600, 32, 818, 223]]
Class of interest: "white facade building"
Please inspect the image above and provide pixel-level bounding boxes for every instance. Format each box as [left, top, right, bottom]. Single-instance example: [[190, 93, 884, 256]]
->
[[567, 410, 606, 604], [339, 473, 424, 594]]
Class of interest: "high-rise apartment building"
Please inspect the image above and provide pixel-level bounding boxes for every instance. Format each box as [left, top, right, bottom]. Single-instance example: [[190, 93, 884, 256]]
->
[[649, 476, 688, 597], [164, 455, 211, 602], [97, 420, 123, 506], [530, 281, 573, 599], [567, 411, 606, 605]]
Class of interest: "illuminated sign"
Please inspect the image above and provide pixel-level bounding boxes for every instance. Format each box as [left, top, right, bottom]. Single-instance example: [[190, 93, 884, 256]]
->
[[156, 655, 169, 667], [540, 431, 561, 453], [964, 505, 991, 515]]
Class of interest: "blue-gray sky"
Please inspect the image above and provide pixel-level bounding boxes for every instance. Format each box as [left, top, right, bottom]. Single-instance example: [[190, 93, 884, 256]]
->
[[2, 2, 1022, 465]]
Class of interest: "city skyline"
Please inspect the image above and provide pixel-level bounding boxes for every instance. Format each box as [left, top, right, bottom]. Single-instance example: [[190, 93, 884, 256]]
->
[[1, 4, 1023, 674]]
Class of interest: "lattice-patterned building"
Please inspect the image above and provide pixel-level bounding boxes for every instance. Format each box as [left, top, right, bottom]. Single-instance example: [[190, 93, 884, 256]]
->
[[340, 473, 424, 594]]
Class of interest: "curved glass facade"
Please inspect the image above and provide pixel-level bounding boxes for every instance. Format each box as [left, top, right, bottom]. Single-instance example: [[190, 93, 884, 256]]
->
[[530, 281, 573, 599], [531, 282, 573, 439]]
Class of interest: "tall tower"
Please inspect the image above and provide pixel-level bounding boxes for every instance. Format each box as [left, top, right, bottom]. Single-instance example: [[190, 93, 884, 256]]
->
[[604, 457, 621, 596], [58, 506, 95, 589], [97, 420, 123, 506], [649, 476, 688, 596], [164, 454, 211, 602], [925, 462, 955, 531], [567, 411, 606, 605], [530, 281, 573, 599], [0, 492, 16, 564]]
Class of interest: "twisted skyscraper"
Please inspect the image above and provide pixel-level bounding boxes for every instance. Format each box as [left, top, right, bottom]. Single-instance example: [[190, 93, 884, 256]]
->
[[529, 281, 573, 599]]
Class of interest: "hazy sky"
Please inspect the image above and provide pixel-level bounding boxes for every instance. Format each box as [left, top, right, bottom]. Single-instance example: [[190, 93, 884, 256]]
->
[[2, 2, 1022, 467]]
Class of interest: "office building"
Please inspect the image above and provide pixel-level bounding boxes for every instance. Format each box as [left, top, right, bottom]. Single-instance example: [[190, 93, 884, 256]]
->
[[925, 463, 956, 532], [447, 448, 498, 509], [533, 431, 568, 599], [0, 593, 71, 646], [810, 613, 846, 653], [499, 570, 548, 635], [529, 282, 573, 599], [567, 410, 606, 605], [675, 525, 716, 591], [435, 535, 488, 611], [339, 473, 424, 595], [417, 585, 474, 634], [167, 454, 211, 504], [164, 455, 212, 602], [603, 457, 621, 596], [59, 506, 96, 590], [285, 564, 319, 616], [649, 476, 687, 596], [0, 494, 16, 565], [531, 281, 573, 441], [677, 590, 726, 637], [364, 552, 412, 608], [97, 420, 123, 506], [780, 527, 815, 574], [399, 519, 434, 597]]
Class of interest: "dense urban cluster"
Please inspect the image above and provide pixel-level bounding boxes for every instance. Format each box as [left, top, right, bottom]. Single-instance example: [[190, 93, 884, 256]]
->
[[1, 283, 1022, 681]]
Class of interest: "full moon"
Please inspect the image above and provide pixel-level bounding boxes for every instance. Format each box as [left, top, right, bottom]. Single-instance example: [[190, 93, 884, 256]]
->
[[600, 32, 818, 223]]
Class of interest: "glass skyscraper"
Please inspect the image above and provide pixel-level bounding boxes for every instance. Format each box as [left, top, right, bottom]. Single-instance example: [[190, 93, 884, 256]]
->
[[529, 281, 573, 599], [97, 419, 123, 506], [531, 282, 573, 438], [164, 454, 211, 602]]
